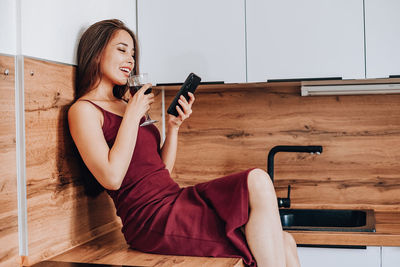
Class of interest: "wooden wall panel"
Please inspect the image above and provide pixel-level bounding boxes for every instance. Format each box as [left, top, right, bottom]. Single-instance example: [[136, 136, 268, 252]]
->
[[0, 55, 19, 266], [165, 85, 400, 212], [12, 56, 400, 263], [23, 58, 164, 265]]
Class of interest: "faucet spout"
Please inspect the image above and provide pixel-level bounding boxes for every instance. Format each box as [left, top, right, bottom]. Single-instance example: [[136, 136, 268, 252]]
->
[[266, 145, 323, 209], [267, 145, 323, 182]]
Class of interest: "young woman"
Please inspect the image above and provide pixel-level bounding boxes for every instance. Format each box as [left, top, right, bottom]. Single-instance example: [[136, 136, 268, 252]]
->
[[68, 19, 300, 267]]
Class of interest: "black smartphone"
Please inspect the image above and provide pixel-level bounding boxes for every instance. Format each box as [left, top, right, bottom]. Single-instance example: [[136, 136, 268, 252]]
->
[[167, 73, 201, 117]]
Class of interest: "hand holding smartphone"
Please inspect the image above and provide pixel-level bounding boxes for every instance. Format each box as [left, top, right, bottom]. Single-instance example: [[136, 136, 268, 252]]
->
[[167, 73, 201, 117]]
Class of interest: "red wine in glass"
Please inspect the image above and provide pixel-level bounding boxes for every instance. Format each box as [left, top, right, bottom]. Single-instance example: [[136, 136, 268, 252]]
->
[[129, 86, 152, 96], [127, 73, 157, 126]]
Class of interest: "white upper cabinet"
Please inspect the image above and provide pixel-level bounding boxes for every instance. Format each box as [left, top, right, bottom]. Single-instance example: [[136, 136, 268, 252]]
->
[[137, 0, 246, 84], [246, 0, 365, 82], [365, 0, 400, 78]]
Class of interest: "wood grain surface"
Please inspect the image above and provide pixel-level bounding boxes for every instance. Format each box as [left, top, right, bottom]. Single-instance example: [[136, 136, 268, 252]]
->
[[50, 229, 244, 267], [23, 57, 162, 265], [48, 211, 400, 261], [291, 211, 400, 246], [10, 56, 400, 265], [164, 85, 400, 212], [0, 55, 19, 266]]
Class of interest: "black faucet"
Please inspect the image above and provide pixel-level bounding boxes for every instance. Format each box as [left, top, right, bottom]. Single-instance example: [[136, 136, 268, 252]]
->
[[267, 145, 323, 208]]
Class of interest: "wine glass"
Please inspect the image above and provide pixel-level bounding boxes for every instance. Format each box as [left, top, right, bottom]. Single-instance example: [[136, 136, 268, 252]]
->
[[128, 73, 158, 126]]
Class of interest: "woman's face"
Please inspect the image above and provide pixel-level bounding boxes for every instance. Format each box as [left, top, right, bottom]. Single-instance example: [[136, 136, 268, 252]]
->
[[99, 29, 135, 86]]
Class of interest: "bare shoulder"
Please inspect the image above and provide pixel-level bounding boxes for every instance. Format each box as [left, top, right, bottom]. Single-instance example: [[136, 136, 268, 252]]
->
[[68, 100, 102, 126]]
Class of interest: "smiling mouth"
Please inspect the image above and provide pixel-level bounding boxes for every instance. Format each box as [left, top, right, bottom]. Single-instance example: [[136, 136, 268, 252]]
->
[[120, 67, 131, 74]]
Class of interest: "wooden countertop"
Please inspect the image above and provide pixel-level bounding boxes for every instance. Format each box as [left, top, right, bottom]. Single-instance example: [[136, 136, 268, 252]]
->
[[290, 211, 400, 246], [50, 229, 244, 267], [47, 211, 399, 267]]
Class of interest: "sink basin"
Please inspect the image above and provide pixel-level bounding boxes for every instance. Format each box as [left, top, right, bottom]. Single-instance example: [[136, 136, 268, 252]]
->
[[279, 209, 376, 232]]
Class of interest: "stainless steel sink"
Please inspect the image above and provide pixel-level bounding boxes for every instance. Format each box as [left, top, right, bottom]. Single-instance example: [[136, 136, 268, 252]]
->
[[279, 209, 376, 232]]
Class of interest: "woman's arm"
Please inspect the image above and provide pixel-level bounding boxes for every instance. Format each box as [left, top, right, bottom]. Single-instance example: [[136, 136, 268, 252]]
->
[[160, 126, 179, 173], [68, 85, 153, 190], [161, 93, 195, 174]]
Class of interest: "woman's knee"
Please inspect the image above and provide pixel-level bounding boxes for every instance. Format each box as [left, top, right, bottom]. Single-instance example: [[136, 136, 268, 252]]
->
[[247, 168, 277, 203]]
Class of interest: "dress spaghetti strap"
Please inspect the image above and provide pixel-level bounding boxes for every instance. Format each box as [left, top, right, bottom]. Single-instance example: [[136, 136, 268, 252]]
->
[[77, 99, 124, 119], [78, 99, 104, 110]]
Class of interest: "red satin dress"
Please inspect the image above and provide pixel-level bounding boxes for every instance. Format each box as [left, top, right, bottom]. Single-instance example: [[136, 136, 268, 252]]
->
[[85, 100, 256, 266]]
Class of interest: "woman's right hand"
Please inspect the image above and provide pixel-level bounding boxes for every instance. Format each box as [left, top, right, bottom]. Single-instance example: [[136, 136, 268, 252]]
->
[[126, 83, 154, 120]]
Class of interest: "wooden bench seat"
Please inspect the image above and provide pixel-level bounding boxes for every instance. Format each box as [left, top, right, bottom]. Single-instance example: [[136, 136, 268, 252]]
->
[[47, 229, 244, 267]]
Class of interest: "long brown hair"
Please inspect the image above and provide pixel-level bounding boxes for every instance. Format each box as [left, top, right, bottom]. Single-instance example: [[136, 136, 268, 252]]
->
[[74, 19, 139, 197], [75, 19, 139, 99]]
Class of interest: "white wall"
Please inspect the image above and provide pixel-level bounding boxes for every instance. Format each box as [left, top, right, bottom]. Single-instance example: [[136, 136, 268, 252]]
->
[[0, 0, 17, 55], [0, 0, 136, 65]]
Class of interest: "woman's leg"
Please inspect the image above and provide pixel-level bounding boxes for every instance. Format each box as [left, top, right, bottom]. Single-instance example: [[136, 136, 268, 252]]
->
[[244, 168, 300, 267], [283, 232, 301, 267]]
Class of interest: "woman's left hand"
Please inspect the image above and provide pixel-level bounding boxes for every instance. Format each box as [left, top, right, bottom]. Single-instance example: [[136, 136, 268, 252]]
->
[[167, 92, 195, 130]]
